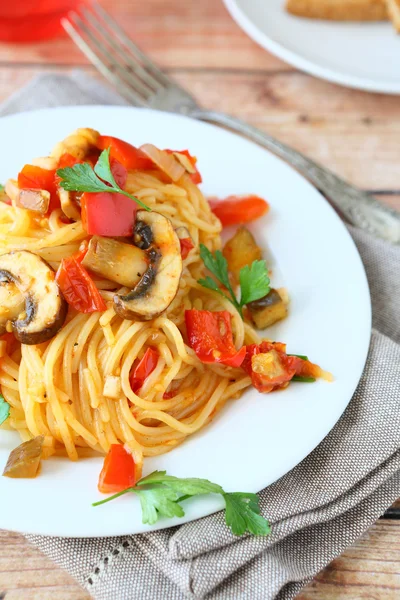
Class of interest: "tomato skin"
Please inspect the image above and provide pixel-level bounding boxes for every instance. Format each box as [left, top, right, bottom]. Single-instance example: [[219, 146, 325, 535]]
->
[[97, 135, 153, 171], [98, 444, 137, 494], [18, 164, 60, 214], [56, 253, 107, 313], [185, 309, 246, 367], [130, 348, 159, 393], [81, 158, 137, 237], [209, 195, 269, 227], [179, 237, 194, 259]]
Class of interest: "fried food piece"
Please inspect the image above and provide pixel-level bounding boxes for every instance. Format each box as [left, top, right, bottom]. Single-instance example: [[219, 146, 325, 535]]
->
[[286, 0, 388, 21]]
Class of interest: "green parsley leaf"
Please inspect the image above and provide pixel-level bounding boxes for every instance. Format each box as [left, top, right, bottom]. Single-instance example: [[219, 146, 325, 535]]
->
[[93, 148, 119, 189], [239, 260, 270, 305], [198, 245, 272, 320], [137, 470, 224, 496], [288, 354, 308, 361], [198, 245, 242, 314], [57, 162, 110, 193], [292, 376, 316, 383], [135, 486, 184, 525], [223, 492, 271, 536], [0, 183, 4, 192], [56, 150, 151, 211], [0, 393, 10, 425], [92, 469, 270, 538]]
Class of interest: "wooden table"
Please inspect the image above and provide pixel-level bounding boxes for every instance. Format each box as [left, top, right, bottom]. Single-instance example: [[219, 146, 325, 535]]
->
[[1, 1, 399, 598]]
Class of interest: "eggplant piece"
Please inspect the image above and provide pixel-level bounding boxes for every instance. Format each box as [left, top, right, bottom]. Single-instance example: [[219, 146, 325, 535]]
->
[[114, 211, 182, 321], [247, 289, 288, 329], [223, 227, 262, 281], [0, 251, 68, 344], [15, 189, 50, 214], [82, 236, 148, 288], [3, 435, 44, 478]]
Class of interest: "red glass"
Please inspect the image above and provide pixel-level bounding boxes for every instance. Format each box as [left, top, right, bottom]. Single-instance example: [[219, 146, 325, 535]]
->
[[0, 1, 84, 43]]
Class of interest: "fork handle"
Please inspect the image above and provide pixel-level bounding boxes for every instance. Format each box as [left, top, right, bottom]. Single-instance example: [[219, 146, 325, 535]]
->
[[191, 109, 400, 244]]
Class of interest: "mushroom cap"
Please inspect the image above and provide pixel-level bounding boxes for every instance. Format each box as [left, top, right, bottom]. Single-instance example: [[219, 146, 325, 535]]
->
[[0, 251, 68, 345], [113, 211, 183, 321]]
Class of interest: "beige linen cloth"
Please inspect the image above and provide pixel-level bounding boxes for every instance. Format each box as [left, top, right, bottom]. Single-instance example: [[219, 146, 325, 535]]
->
[[2, 74, 400, 600]]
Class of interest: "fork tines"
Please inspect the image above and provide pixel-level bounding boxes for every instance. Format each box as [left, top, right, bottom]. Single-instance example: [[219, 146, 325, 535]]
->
[[62, 2, 171, 106]]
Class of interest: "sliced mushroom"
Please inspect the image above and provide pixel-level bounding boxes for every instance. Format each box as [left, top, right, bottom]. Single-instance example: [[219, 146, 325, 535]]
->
[[14, 189, 50, 214], [247, 289, 288, 329], [114, 211, 182, 321], [3, 435, 44, 478], [0, 251, 68, 344], [82, 236, 148, 288], [58, 188, 81, 222]]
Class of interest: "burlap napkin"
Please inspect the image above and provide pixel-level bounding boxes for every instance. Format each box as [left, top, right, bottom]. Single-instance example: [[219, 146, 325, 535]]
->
[[2, 73, 400, 600]]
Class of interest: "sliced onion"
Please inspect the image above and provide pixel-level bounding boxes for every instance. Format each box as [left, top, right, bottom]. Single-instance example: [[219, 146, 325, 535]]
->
[[139, 144, 185, 182]]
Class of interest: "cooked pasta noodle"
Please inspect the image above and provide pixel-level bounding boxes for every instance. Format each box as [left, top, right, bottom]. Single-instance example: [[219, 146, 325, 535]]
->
[[0, 130, 262, 474]]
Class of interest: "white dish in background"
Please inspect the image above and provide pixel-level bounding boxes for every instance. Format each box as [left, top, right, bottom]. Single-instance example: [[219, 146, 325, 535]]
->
[[0, 105, 371, 537], [224, 0, 400, 94]]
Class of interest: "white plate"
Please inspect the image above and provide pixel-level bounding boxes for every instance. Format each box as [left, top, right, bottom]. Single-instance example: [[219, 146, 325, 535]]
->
[[224, 0, 400, 94], [0, 106, 371, 537]]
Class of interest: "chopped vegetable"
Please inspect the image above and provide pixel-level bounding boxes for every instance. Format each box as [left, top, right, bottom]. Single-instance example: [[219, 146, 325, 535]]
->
[[209, 195, 269, 227], [175, 226, 195, 259], [179, 237, 195, 259], [98, 444, 137, 494], [114, 211, 182, 321], [185, 309, 246, 367], [56, 253, 107, 314], [56, 148, 151, 217], [18, 164, 59, 214], [93, 469, 270, 537], [242, 341, 330, 393], [198, 245, 270, 319], [3, 435, 44, 478], [103, 375, 122, 399], [0, 394, 10, 426], [223, 227, 262, 282], [139, 144, 185, 182], [16, 188, 51, 214], [0, 250, 68, 345], [130, 347, 159, 393], [248, 289, 287, 329], [82, 236, 148, 289], [165, 149, 202, 184], [97, 135, 153, 171]]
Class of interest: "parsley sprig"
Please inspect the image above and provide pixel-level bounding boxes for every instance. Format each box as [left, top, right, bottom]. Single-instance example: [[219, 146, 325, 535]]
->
[[93, 470, 271, 537], [0, 393, 10, 426], [198, 245, 270, 318], [56, 148, 151, 212]]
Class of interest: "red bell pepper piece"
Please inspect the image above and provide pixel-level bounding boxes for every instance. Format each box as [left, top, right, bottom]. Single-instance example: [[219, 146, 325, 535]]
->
[[185, 309, 246, 367], [56, 252, 107, 313], [18, 164, 60, 214], [130, 347, 159, 393], [208, 195, 269, 227], [179, 237, 194, 259], [165, 149, 202, 184], [97, 135, 153, 171], [98, 444, 137, 494], [81, 157, 137, 237]]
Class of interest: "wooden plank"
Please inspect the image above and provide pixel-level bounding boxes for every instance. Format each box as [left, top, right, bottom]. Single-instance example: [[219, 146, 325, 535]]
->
[[299, 520, 400, 599], [0, 0, 287, 71], [0, 66, 400, 192]]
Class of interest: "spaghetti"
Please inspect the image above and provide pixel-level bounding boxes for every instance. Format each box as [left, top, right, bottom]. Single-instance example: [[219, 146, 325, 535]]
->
[[0, 128, 329, 480]]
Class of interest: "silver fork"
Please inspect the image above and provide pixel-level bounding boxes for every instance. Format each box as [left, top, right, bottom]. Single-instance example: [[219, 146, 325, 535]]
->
[[62, 3, 400, 244]]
